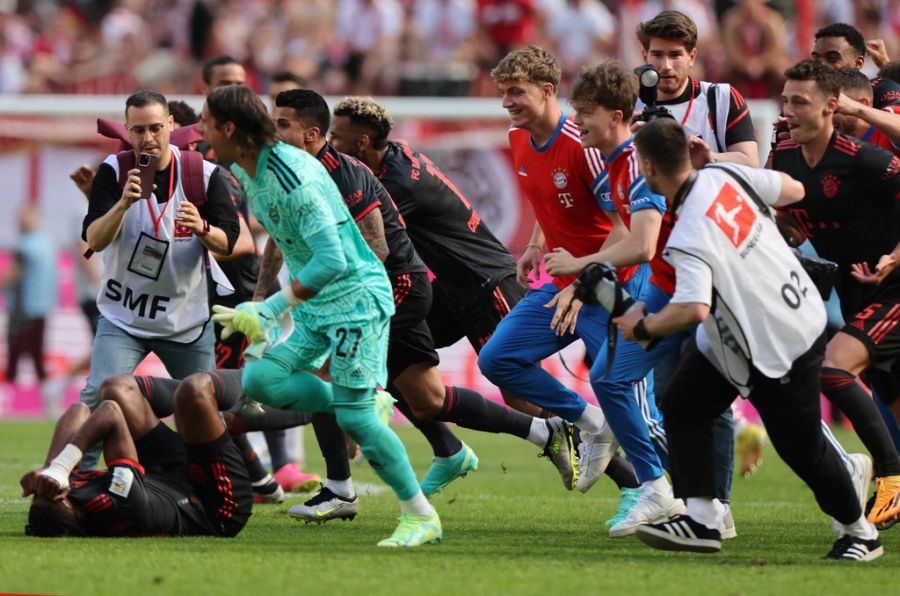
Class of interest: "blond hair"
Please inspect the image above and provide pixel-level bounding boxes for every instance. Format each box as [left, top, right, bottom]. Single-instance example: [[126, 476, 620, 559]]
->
[[490, 45, 561, 88]]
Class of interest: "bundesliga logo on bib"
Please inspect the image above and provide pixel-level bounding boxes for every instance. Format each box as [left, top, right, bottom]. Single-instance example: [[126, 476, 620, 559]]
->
[[552, 168, 568, 189], [705, 182, 757, 248]]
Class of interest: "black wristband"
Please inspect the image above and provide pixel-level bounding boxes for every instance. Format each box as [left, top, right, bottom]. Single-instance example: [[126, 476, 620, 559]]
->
[[633, 318, 651, 341]]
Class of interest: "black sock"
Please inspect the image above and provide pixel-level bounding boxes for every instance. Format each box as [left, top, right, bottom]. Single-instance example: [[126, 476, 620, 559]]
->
[[232, 407, 312, 434], [605, 453, 640, 489], [264, 430, 289, 472], [822, 367, 900, 476], [391, 392, 462, 458], [311, 412, 351, 481], [233, 433, 269, 483], [438, 386, 532, 438]]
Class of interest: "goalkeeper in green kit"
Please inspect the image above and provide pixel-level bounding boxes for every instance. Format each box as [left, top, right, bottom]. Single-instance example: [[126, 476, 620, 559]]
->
[[198, 84, 441, 547]]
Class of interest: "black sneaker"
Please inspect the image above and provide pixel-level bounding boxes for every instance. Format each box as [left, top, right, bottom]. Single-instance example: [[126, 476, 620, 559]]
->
[[635, 514, 722, 553], [825, 535, 884, 561], [540, 418, 578, 490]]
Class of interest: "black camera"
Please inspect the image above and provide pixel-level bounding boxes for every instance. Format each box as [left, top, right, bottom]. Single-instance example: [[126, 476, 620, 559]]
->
[[632, 65, 674, 123]]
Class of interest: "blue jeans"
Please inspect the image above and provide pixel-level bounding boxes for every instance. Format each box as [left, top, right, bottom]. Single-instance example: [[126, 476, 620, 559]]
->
[[79, 316, 215, 468]]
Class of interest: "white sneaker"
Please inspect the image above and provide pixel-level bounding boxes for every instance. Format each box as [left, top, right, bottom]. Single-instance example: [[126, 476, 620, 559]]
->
[[575, 424, 618, 493], [720, 504, 737, 539], [288, 487, 359, 523], [832, 453, 873, 536], [609, 485, 685, 538]]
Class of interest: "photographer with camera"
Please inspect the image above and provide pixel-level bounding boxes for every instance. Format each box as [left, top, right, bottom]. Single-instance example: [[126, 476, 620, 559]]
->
[[613, 117, 882, 561], [771, 60, 900, 529], [79, 90, 241, 469], [634, 11, 759, 169], [635, 8, 760, 502]]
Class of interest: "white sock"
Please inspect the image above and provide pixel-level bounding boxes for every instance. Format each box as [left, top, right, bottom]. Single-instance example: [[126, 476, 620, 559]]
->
[[325, 478, 355, 499], [686, 497, 724, 531], [526, 418, 550, 447], [399, 491, 435, 516], [574, 404, 608, 435], [841, 515, 878, 541], [642, 475, 671, 494], [41, 443, 83, 488]]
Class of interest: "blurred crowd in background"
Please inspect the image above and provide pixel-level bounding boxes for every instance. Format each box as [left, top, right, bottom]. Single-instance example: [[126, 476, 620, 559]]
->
[[0, 0, 898, 100]]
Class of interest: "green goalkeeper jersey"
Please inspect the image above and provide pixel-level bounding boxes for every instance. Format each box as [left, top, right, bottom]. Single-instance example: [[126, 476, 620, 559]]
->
[[231, 142, 394, 320]]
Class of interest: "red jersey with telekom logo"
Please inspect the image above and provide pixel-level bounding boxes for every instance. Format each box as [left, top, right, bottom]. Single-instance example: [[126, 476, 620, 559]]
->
[[600, 138, 675, 295], [509, 115, 620, 288]]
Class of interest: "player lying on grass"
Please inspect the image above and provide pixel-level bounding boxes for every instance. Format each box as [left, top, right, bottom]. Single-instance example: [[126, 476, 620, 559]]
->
[[21, 369, 309, 537]]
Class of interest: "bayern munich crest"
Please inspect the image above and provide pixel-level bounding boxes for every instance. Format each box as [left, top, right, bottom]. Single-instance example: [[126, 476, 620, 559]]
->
[[552, 168, 568, 189], [821, 174, 840, 199]]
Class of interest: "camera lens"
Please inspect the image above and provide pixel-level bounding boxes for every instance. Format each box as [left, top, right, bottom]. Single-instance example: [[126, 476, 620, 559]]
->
[[639, 68, 660, 88]]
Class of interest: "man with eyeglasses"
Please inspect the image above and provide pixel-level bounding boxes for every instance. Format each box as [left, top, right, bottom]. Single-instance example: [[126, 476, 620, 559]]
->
[[78, 90, 243, 469]]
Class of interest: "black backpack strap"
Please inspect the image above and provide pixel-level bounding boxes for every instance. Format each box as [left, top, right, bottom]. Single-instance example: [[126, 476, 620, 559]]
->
[[706, 84, 725, 153]]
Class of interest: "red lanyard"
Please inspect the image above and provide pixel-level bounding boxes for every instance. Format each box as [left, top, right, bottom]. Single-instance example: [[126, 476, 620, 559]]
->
[[144, 156, 176, 238]]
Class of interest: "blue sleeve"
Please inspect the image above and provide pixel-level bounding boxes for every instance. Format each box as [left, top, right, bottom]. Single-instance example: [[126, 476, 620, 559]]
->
[[296, 225, 348, 291], [628, 175, 667, 215], [592, 171, 617, 212]]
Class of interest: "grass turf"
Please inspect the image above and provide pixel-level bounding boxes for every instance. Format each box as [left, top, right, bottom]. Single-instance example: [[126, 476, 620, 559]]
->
[[0, 420, 898, 595]]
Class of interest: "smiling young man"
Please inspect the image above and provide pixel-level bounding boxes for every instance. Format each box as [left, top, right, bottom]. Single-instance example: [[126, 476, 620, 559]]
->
[[478, 46, 645, 518], [541, 61, 690, 537], [771, 60, 900, 529]]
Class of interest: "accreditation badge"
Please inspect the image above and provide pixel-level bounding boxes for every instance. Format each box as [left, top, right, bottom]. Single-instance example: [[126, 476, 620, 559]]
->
[[127, 232, 170, 280]]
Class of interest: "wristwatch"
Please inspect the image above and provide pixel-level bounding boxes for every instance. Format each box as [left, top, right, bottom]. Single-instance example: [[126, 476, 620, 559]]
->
[[197, 219, 210, 237]]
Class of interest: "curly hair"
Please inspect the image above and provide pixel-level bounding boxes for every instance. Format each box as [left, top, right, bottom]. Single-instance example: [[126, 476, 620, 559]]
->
[[490, 45, 561, 88], [332, 96, 393, 150], [814, 23, 866, 56]]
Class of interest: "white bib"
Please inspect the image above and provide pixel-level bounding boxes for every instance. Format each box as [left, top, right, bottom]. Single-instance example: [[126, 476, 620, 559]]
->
[[664, 166, 826, 394], [97, 146, 226, 343]]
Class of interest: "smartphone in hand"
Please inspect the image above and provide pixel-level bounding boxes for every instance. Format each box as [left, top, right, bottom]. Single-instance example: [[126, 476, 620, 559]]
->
[[137, 152, 159, 199]]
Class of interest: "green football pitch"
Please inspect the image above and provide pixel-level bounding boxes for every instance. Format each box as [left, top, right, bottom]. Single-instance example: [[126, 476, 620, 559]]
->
[[1, 420, 898, 595]]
